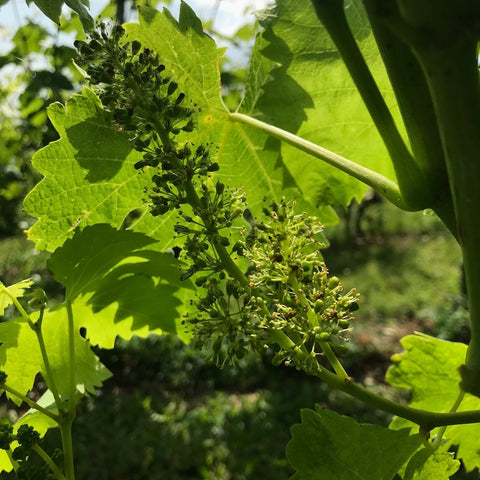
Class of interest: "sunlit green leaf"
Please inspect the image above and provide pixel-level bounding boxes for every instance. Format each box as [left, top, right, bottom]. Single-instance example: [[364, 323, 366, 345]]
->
[[387, 334, 480, 473], [0, 312, 110, 406], [255, 0, 402, 207], [0, 279, 34, 316], [48, 224, 194, 348], [28, 0, 93, 31]]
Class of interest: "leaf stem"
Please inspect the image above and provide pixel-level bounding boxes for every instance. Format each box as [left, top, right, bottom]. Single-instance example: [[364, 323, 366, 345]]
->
[[33, 308, 62, 408], [1, 384, 60, 422], [229, 112, 409, 210], [311, 355, 480, 430], [272, 328, 480, 429], [32, 444, 66, 480], [65, 300, 76, 416], [60, 418, 75, 480], [429, 391, 465, 450]]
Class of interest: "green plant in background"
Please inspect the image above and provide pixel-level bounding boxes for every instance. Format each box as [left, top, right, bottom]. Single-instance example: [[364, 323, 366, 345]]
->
[[1, 0, 480, 478]]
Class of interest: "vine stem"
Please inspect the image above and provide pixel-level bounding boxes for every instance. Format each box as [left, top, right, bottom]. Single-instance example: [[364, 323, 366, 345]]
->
[[229, 112, 409, 210], [60, 419, 75, 480], [428, 391, 465, 450], [309, 0, 433, 210], [270, 329, 480, 430], [1, 384, 60, 422], [66, 300, 76, 416], [61, 300, 76, 480], [32, 444, 66, 480], [33, 308, 63, 408]]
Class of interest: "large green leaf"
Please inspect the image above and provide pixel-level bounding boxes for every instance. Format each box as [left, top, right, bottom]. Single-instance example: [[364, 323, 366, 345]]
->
[[24, 88, 178, 251], [387, 334, 480, 473], [255, 0, 402, 207], [125, 4, 305, 213], [0, 311, 110, 406], [48, 224, 194, 347], [287, 407, 419, 480], [25, 3, 312, 251]]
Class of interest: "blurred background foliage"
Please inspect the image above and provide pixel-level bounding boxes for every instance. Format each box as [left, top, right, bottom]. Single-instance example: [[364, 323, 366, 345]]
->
[[0, 1, 473, 479]]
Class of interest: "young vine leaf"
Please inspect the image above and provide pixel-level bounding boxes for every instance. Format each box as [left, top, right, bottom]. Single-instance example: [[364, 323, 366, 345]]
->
[[286, 407, 420, 480], [0, 279, 34, 316], [30, 0, 93, 31], [401, 446, 460, 480], [387, 334, 480, 474]]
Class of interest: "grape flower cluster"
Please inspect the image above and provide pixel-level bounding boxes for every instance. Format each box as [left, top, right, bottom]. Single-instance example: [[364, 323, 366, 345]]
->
[[76, 24, 360, 373]]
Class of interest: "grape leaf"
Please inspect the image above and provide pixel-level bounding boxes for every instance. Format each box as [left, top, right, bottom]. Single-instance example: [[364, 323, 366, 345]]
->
[[24, 3, 307, 251], [255, 0, 402, 207], [48, 224, 194, 348], [0, 312, 110, 406], [125, 5, 317, 212], [287, 407, 420, 480], [23, 88, 174, 251], [387, 334, 480, 473], [0, 279, 34, 316], [28, 0, 93, 31], [402, 446, 460, 480]]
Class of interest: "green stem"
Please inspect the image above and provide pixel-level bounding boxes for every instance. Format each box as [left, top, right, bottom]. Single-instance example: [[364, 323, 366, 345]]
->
[[56, 301, 76, 480], [33, 309, 62, 408], [310, 0, 432, 210], [1, 384, 61, 422], [271, 329, 480, 429], [66, 301, 76, 415], [7, 294, 34, 326], [318, 340, 349, 381], [429, 391, 465, 450], [410, 40, 480, 393], [32, 444, 66, 480], [60, 418, 75, 480], [229, 112, 409, 210]]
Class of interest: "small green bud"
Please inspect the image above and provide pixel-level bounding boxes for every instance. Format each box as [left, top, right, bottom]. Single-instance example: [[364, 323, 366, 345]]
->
[[347, 301, 359, 312], [207, 162, 220, 172], [131, 40, 142, 56], [328, 276, 340, 289], [27, 288, 48, 310], [314, 299, 324, 312], [167, 81, 178, 95], [338, 319, 350, 329], [215, 182, 225, 195]]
